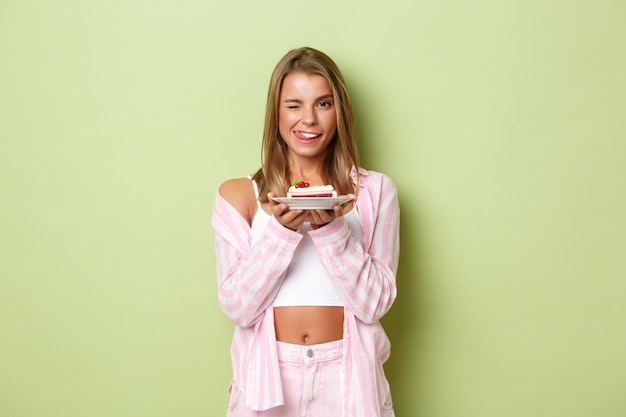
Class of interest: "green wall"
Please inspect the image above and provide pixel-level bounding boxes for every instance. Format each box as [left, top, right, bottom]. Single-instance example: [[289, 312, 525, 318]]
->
[[1, 1, 625, 416]]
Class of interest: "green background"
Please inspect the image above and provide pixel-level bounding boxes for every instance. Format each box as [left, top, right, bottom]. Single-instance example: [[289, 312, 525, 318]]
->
[[1, 1, 625, 416]]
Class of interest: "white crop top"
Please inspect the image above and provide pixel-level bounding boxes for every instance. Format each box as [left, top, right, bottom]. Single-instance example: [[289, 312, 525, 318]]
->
[[248, 177, 360, 307]]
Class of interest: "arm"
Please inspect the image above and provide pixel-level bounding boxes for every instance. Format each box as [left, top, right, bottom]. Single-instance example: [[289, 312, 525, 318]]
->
[[212, 191, 302, 328], [309, 175, 400, 324]]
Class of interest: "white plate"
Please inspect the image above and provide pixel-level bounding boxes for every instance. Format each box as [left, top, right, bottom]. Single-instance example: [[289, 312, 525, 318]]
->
[[272, 196, 352, 210]]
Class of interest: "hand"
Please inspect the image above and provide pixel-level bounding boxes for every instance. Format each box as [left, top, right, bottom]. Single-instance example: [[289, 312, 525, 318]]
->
[[308, 193, 356, 229], [267, 192, 308, 231]]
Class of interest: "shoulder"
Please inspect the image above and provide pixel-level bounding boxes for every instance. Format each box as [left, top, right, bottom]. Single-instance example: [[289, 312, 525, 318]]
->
[[218, 177, 256, 225], [219, 177, 253, 197]]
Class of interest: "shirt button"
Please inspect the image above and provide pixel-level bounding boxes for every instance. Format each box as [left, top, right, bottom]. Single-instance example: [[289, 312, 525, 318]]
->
[[307, 349, 314, 358]]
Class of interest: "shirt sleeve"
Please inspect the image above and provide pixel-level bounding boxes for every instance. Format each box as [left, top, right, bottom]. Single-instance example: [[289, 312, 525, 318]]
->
[[212, 194, 302, 328], [308, 175, 400, 324]]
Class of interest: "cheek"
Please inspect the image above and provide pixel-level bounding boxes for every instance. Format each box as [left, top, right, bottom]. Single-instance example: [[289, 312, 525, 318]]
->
[[323, 112, 338, 133], [279, 111, 296, 130]]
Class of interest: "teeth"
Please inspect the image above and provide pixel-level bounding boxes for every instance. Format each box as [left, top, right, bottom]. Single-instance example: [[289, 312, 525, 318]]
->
[[300, 132, 318, 138]]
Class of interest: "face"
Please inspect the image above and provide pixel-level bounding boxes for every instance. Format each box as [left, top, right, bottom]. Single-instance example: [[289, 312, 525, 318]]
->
[[278, 72, 337, 161]]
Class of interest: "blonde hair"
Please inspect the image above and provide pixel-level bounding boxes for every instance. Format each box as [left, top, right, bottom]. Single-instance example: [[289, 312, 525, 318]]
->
[[252, 47, 359, 201]]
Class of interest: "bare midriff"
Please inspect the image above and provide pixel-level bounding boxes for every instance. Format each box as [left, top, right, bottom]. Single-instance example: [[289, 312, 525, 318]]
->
[[274, 306, 344, 345]]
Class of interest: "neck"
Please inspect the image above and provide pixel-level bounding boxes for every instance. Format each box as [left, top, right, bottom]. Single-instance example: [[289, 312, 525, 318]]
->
[[288, 157, 325, 184]]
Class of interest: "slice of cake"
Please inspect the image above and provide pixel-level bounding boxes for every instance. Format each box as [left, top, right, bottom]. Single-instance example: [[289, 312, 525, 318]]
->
[[287, 181, 337, 198]]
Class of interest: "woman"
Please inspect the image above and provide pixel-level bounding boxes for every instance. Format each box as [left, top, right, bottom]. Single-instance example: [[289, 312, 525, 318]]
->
[[212, 47, 400, 417]]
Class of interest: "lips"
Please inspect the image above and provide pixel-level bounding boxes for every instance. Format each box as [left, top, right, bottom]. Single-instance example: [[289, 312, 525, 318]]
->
[[294, 130, 321, 142]]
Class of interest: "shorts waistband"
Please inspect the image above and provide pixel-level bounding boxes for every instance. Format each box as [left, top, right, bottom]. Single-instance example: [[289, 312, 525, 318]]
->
[[276, 339, 343, 364]]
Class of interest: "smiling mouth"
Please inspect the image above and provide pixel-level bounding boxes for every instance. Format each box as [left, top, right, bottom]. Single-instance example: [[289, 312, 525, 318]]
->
[[295, 131, 321, 140]]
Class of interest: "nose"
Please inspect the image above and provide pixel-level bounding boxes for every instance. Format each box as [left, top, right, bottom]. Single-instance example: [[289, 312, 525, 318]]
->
[[302, 106, 317, 125]]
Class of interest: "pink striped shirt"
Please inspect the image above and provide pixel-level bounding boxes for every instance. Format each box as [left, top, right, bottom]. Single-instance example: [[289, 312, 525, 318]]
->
[[211, 167, 400, 416]]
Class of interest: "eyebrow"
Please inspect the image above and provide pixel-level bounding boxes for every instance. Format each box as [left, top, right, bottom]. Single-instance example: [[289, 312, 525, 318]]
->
[[282, 94, 334, 104]]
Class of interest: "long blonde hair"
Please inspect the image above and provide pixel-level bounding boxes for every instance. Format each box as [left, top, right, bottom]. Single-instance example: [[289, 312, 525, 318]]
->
[[252, 47, 359, 201]]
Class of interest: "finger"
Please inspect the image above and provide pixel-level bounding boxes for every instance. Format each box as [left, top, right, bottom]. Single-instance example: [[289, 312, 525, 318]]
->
[[310, 209, 334, 224], [291, 209, 308, 221], [333, 205, 344, 217], [308, 210, 321, 224], [267, 192, 279, 207], [277, 207, 303, 220], [285, 210, 308, 230]]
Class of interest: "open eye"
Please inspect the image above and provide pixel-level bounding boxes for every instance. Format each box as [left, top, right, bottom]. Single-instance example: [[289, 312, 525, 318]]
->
[[318, 100, 333, 108]]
